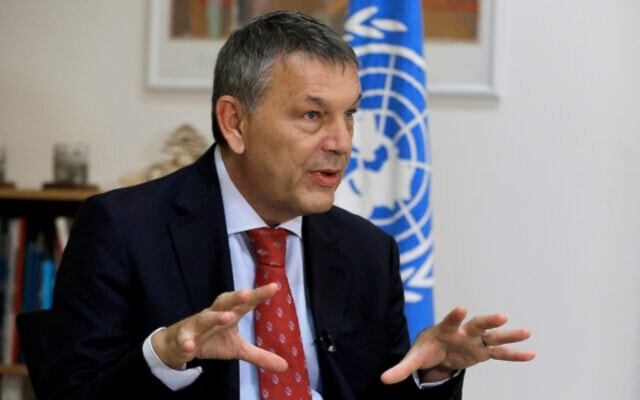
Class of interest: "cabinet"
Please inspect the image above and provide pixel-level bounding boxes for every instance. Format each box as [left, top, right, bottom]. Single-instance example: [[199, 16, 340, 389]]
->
[[0, 187, 99, 399]]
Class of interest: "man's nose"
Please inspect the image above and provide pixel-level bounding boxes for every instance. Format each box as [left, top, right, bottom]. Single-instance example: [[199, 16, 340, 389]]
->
[[322, 117, 353, 154]]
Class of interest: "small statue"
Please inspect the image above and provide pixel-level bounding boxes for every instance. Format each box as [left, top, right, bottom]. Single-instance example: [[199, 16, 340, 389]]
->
[[120, 124, 209, 187]]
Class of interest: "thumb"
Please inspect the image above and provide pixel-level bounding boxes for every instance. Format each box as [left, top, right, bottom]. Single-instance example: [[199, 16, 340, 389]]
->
[[380, 351, 424, 384]]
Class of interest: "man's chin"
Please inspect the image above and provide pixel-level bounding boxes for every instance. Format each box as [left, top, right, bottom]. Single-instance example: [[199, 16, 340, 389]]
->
[[302, 195, 335, 215]]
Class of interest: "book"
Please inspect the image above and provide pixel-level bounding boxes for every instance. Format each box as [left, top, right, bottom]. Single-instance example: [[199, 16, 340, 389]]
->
[[53, 216, 71, 267], [0, 218, 9, 361], [21, 235, 46, 314], [1, 217, 27, 364], [39, 258, 55, 310], [9, 218, 27, 364]]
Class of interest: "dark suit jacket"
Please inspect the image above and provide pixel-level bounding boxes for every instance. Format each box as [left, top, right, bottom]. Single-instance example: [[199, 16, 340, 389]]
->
[[39, 145, 464, 399]]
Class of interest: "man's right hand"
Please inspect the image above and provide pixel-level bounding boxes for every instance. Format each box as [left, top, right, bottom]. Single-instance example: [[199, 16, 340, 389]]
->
[[151, 283, 288, 372]]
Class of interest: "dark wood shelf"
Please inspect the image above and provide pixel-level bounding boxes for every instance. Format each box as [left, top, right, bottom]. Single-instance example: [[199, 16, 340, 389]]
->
[[0, 187, 99, 201], [0, 363, 28, 376], [0, 187, 100, 217]]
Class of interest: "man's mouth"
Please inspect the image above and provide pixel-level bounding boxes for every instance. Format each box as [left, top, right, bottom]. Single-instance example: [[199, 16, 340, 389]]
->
[[309, 169, 341, 186]]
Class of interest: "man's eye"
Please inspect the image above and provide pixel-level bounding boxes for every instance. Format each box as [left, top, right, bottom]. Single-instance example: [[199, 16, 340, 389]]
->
[[304, 111, 319, 120], [345, 109, 357, 119]]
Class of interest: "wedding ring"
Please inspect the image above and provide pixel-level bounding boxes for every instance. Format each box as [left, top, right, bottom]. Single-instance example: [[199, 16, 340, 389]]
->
[[481, 330, 490, 347]]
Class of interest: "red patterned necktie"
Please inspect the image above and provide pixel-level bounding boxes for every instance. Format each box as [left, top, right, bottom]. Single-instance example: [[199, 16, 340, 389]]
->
[[247, 227, 311, 400]]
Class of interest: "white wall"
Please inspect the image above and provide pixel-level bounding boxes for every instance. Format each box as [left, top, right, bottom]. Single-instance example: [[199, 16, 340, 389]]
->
[[1, 1, 639, 399]]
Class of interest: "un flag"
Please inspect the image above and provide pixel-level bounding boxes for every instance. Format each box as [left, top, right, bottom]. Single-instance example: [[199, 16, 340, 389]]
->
[[335, 1, 433, 342]]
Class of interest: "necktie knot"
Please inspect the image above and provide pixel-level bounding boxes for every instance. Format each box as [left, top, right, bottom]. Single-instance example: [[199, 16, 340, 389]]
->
[[247, 227, 289, 267]]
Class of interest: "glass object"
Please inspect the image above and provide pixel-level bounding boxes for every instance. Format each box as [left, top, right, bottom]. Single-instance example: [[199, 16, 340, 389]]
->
[[53, 142, 89, 186]]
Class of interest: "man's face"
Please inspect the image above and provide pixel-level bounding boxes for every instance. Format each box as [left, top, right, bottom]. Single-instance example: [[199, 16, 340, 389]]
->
[[228, 53, 361, 225]]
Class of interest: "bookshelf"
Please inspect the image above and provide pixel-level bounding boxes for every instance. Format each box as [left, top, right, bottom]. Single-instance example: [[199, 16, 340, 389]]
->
[[0, 187, 99, 398], [0, 187, 98, 217]]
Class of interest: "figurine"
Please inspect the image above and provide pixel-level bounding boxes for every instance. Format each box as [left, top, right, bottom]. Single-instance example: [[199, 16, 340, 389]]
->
[[120, 124, 209, 187]]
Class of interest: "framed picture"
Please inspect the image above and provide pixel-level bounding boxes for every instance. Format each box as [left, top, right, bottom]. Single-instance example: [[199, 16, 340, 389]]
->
[[147, 0, 503, 98]]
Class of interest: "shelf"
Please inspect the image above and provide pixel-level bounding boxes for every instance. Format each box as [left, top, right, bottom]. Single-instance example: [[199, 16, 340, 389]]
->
[[0, 363, 28, 376], [0, 187, 100, 217], [0, 187, 99, 202]]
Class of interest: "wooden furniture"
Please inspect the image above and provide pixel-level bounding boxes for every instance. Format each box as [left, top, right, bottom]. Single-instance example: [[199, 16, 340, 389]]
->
[[0, 187, 98, 399], [0, 187, 98, 218]]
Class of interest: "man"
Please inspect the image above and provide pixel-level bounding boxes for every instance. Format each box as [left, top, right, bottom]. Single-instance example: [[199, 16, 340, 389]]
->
[[40, 10, 534, 400]]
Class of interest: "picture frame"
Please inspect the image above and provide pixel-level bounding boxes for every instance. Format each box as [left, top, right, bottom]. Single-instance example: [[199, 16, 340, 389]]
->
[[147, 0, 503, 98]]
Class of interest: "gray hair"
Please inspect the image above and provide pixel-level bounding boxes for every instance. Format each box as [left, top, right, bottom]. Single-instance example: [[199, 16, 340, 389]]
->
[[211, 10, 360, 145]]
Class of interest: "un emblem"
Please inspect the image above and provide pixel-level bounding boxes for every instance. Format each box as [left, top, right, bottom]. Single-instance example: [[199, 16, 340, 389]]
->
[[335, 7, 433, 304]]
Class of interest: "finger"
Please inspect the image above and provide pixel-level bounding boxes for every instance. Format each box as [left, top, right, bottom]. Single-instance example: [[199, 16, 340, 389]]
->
[[380, 350, 426, 384], [482, 328, 531, 347], [188, 310, 239, 346], [238, 344, 289, 373], [236, 283, 280, 312], [381, 308, 465, 384], [212, 283, 279, 313], [487, 346, 536, 362], [439, 306, 468, 334], [465, 313, 509, 337]]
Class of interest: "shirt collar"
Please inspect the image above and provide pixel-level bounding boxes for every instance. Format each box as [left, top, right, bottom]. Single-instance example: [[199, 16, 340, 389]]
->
[[214, 145, 302, 237]]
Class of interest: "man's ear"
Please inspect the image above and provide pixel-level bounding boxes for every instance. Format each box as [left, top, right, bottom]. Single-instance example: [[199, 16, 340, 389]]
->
[[216, 95, 245, 154]]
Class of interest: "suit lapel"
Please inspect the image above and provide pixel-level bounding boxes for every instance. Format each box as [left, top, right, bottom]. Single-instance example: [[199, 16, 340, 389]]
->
[[303, 213, 350, 335], [303, 213, 360, 399], [168, 146, 235, 312]]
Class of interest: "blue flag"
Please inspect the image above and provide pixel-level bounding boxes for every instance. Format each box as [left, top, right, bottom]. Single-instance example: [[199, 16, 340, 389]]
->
[[335, 1, 433, 342]]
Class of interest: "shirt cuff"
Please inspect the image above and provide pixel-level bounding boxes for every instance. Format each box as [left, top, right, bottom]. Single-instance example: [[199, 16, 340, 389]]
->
[[412, 369, 461, 389], [143, 327, 203, 391]]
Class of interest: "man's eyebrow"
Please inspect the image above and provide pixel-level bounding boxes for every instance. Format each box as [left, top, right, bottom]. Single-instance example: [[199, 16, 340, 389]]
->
[[354, 93, 363, 106], [304, 95, 326, 108], [304, 93, 363, 108]]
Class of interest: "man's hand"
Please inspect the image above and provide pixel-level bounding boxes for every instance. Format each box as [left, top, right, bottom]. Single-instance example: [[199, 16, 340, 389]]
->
[[151, 283, 287, 373], [381, 306, 536, 384]]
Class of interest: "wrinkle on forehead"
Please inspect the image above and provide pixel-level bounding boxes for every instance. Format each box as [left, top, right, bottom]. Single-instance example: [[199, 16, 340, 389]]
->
[[277, 50, 357, 74], [264, 54, 361, 108]]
